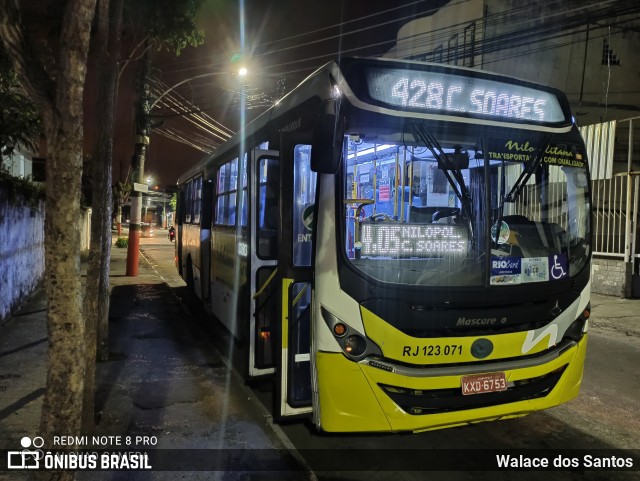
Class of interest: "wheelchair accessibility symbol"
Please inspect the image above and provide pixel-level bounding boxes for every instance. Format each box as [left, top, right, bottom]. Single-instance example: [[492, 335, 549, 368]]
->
[[549, 254, 568, 280]]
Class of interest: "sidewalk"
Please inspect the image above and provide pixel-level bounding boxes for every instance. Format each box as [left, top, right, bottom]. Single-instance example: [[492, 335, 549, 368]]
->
[[589, 292, 640, 338], [0, 237, 300, 478]]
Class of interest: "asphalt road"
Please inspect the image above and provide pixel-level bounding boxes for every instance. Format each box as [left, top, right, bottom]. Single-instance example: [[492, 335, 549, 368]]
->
[[143, 236, 640, 481]]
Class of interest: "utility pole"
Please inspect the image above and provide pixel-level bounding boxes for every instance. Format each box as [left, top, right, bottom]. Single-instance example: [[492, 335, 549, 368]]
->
[[125, 63, 252, 276], [126, 47, 152, 276]]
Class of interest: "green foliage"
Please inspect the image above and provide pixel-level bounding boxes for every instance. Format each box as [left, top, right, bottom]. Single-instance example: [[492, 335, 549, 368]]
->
[[170, 192, 177, 211], [0, 51, 42, 156], [113, 181, 132, 201], [114, 237, 128, 248], [0, 167, 45, 208], [125, 0, 205, 55]]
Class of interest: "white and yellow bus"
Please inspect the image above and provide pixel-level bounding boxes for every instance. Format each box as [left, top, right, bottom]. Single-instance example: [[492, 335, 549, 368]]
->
[[175, 57, 592, 432]]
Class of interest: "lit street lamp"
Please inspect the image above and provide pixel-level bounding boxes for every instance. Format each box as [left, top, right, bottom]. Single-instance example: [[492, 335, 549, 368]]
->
[[148, 67, 248, 111]]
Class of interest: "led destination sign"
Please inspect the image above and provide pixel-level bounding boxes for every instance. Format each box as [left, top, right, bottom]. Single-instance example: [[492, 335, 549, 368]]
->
[[366, 67, 566, 123], [360, 223, 468, 257]]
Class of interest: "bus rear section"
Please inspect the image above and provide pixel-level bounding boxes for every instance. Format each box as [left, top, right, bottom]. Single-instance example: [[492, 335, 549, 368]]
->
[[176, 175, 212, 303]]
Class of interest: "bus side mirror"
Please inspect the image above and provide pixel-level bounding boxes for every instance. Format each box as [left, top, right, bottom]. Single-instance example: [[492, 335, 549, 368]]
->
[[311, 113, 345, 174], [440, 147, 469, 171]]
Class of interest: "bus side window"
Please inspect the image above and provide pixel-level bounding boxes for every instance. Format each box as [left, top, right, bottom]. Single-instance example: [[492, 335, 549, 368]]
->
[[193, 177, 202, 224], [184, 181, 192, 223]]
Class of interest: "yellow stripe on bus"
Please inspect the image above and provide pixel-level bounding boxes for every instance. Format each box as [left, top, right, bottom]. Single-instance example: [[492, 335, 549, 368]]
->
[[281, 278, 294, 350]]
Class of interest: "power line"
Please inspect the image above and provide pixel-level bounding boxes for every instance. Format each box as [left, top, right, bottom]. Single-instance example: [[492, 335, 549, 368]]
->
[[155, 0, 470, 76], [147, 77, 234, 153], [154, 0, 637, 87], [152, 0, 640, 152]]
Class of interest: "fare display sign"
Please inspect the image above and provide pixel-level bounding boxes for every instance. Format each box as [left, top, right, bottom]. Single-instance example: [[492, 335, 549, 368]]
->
[[360, 223, 468, 257], [366, 67, 566, 124]]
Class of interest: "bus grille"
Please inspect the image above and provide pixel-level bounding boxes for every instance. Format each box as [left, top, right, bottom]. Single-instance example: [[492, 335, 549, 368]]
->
[[379, 365, 567, 415]]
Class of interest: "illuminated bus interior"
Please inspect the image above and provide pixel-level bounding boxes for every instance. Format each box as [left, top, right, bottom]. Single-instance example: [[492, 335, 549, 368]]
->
[[342, 131, 590, 287]]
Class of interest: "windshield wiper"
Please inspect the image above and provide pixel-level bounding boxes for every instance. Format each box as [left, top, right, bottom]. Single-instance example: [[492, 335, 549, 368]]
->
[[494, 143, 507, 248], [411, 123, 473, 221], [503, 136, 551, 203]]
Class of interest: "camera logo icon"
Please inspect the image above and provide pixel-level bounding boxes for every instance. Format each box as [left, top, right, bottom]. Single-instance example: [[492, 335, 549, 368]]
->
[[7, 436, 44, 469]]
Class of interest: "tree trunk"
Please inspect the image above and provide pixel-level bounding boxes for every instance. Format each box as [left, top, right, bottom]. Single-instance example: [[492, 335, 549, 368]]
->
[[39, 114, 86, 480], [39, 5, 96, 474], [83, 0, 108, 430], [1, 2, 97, 480], [98, 0, 124, 362], [83, 0, 124, 430], [114, 184, 129, 237]]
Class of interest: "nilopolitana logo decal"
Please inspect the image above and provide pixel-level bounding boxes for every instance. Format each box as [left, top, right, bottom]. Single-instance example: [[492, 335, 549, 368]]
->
[[302, 204, 315, 231], [297, 204, 315, 243]]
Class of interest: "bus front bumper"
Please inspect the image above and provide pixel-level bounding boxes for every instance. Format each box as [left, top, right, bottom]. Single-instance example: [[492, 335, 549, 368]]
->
[[315, 335, 587, 433]]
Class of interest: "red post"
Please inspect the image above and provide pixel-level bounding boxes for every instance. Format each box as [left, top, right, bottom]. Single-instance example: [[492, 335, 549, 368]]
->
[[126, 189, 143, 276], [126, 225, 141, 276]]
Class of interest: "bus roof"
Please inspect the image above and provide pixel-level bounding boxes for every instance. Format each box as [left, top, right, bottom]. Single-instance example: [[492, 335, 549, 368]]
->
[[177, 57, 573, 185]]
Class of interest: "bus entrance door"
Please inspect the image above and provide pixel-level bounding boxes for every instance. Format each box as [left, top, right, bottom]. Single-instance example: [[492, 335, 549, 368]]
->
[[249, 150, 280, 377], [276, 138, 316, 418]]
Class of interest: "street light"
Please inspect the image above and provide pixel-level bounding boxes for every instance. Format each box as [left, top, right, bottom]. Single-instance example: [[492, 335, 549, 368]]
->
[[148, 68, 248, 111]]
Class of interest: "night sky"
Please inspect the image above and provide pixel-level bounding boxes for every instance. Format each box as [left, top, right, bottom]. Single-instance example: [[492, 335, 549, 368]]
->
[[98, 0, 449, 187]]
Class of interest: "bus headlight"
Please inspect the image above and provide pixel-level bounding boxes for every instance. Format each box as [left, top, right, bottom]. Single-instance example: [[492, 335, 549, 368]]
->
[[321, 306, 383, 361], [563, 303, 590, 342], [344, 335, 366, 356]]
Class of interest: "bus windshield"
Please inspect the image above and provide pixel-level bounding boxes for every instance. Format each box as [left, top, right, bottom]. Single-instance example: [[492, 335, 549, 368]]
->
[[341, 127, 591, 288]]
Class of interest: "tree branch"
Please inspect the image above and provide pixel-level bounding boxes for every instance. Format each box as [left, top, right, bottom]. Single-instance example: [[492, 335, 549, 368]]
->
[[117, 34, 151, 82], [56, 0, 97, 112], [0, 0, 55, 118]]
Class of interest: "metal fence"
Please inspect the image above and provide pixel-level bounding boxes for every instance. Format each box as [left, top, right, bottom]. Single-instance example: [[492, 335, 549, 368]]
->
[[583, 118, 639, 264], [592, 174, 638, 258]]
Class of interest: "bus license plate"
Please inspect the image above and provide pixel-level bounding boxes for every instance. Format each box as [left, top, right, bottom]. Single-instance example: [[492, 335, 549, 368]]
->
[[461, 372, 508, 395]]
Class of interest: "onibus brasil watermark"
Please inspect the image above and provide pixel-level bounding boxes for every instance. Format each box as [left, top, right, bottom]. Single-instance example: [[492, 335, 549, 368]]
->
[[7, 435, 155, 470]]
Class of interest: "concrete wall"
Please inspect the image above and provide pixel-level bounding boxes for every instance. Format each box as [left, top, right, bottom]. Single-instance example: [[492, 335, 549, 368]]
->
[[591, 257, 631, 298], [0, 184, 45, 321]]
